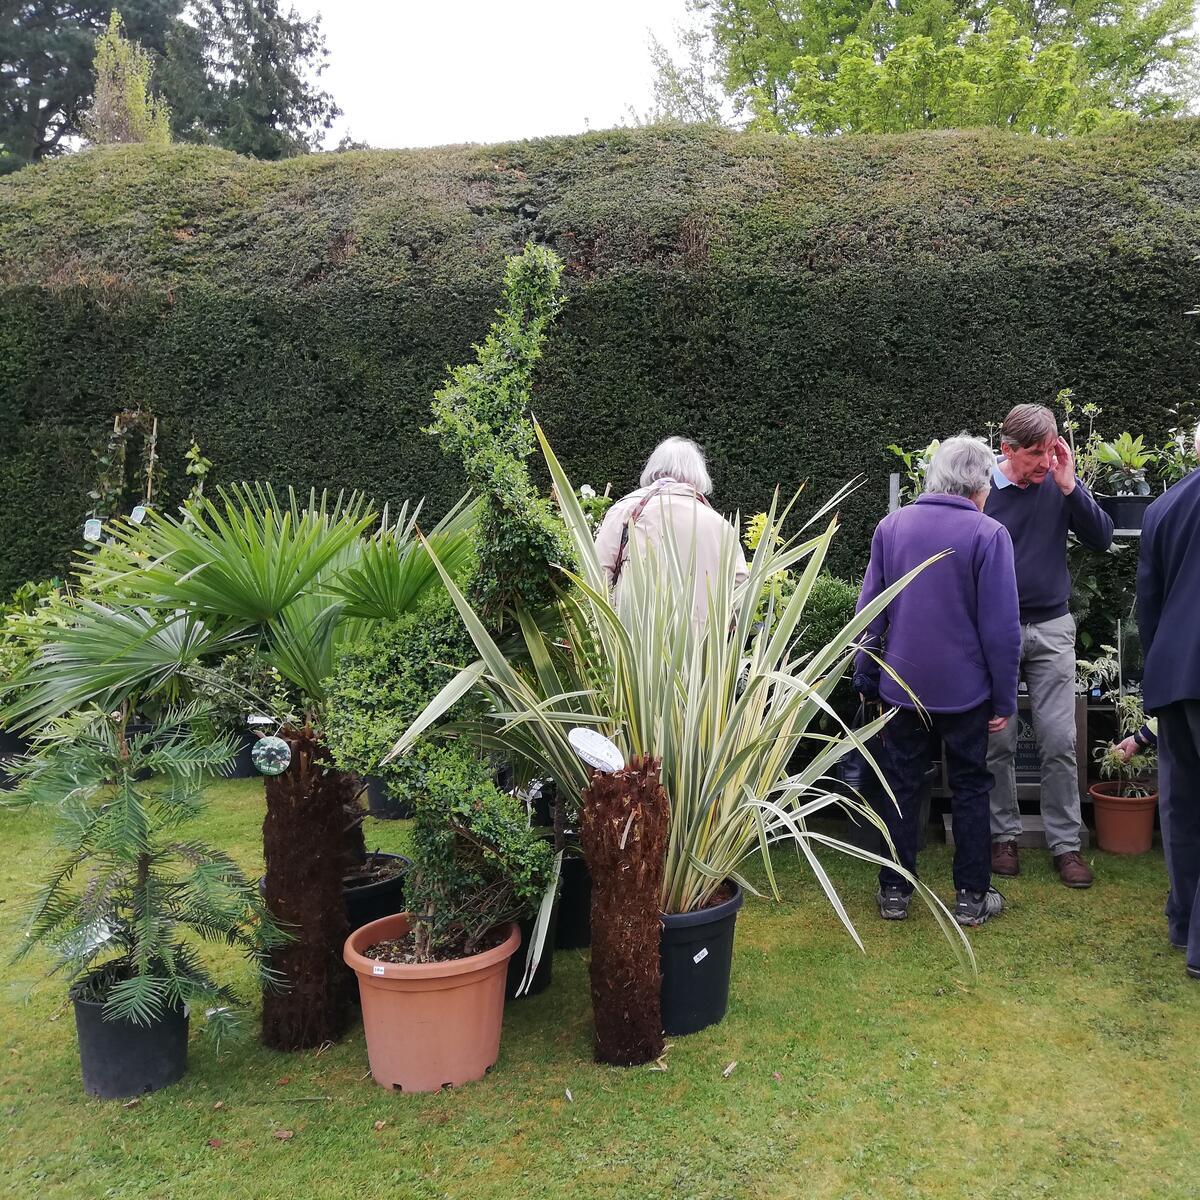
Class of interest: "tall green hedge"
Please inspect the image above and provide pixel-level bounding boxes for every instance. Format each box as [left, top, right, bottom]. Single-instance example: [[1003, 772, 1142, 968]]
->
[[1, 122, 1198, 595]]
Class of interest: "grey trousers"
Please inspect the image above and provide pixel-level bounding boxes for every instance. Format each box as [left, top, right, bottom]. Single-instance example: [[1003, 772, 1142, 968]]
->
[[988, 614, 1084, 854], [1157, 700, 1200, 970]]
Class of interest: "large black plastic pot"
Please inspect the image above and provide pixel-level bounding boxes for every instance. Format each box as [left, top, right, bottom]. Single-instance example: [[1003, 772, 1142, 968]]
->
[[228, 732, 257, 779], [505, 901, 560, 1002], [555, 851, 591, 950], [660, 882, 744, 1037], [1096, 493, 1153, 531], [0, 728, 29, 790], [73, 993, 189, 1099], [364, 776, 412, 821], [343, 852, 411, 933]]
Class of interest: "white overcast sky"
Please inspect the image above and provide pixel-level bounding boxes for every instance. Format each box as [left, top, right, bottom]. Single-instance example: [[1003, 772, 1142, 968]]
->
[[287, 0, 688, 150]]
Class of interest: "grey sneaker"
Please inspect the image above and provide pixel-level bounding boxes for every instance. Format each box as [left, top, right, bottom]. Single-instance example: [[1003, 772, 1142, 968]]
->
[[954, 886, 1005, 927], [877, 884, 911, 921]]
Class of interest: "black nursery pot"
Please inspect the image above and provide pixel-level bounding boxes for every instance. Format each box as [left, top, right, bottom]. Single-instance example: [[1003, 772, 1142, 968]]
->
[[1096, 493, 1153, 531], [555, 851, 592, 950], [0, 728, 30, 790], [73, 994, 189, 1099], [228, 731, 257, 779], [660, 882, 744, 1038], [343, 852, 411, 932], [364, 776, 413, 821], [505, 901, 560, 1002]]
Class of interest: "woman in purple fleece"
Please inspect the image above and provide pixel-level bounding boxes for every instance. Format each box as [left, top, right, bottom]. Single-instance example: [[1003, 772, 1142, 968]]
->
[[854, 436, 1022, 927]]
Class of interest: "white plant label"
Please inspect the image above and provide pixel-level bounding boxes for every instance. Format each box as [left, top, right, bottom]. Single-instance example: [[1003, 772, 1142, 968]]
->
[[83, 518, 103, 543], [568, 727, 625, 773], [372, 964, 385, 976], [129, 505, 147, 525], [693, 947, 709, 965]]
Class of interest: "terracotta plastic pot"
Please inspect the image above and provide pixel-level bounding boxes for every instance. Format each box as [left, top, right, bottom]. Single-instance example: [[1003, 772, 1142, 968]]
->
[[344, 913, 519, 1093], [1089, 780, 1157, 855]]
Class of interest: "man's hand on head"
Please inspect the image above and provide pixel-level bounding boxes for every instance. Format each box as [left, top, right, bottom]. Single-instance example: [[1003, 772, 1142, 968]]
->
[[1050, 436, 1076, 496]]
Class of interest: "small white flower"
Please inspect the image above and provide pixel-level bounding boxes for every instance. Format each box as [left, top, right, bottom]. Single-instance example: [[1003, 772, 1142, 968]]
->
[[579, 484, 596, 499]]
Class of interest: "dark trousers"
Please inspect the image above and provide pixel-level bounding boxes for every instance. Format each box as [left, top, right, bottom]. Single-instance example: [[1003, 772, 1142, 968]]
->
[[878, 703, 993, 897], [1157, 700, 1200, 969]]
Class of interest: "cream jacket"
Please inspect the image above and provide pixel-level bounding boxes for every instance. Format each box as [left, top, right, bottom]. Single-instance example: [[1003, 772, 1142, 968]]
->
[[593, 481, 749, 626]]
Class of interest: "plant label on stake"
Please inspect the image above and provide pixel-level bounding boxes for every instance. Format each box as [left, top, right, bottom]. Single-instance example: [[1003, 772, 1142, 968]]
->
[[83, 519, 103, 543], [568, 728, 624, 773], [129, 505, 147, 525]]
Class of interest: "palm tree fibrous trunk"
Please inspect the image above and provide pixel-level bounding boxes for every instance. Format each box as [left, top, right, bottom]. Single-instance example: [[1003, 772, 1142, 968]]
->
[[260, 725, 364, 1051], [579, 754, 668, 1067]]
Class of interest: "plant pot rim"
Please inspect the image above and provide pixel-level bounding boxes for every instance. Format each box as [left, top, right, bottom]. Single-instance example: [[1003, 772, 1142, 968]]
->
[[344, 913, 519, 981], [343, 851, 411, 896], [1088, 780, 1158, 803], [661, 880, 744, 928]]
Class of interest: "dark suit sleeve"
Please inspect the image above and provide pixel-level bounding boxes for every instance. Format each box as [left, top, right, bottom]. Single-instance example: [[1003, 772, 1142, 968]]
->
[[853, 522, 888, 698], [1136, 508, 1163, 659], [1065, 480, 1114, 551]]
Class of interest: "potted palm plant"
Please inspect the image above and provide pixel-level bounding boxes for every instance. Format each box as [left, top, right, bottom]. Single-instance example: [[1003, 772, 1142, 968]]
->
[[343, 743, 552, 1092], [1094, 432, 1159, 530], [2, 488, 474, 1052], [390, 426, 972, 1043], [5, 703, 283, 1099]]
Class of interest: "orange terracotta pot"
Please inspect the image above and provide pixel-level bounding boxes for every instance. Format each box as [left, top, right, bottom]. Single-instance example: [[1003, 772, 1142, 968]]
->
[[344, 913, 519, 1093], [1088, 781, 1158, 855]]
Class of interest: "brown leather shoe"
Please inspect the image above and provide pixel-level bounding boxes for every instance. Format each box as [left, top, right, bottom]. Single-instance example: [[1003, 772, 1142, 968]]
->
[[1054, 851, 1094, 889], [991, 840, 1020, 877]]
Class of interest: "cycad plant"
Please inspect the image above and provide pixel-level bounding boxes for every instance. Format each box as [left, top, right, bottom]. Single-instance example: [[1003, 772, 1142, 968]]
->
[[2, 486, 475, 1050], [8, 703, 283, 1043], [391, 426, 970, 957]]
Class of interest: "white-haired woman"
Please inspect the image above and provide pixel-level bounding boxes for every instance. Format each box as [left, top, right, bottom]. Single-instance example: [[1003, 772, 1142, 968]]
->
[[594, 436, 748, 625], [854, 435, 1020, 928]]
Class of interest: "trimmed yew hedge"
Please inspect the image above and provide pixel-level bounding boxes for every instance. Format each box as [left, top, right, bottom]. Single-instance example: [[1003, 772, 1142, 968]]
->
[[1, 121, 1198, 595]]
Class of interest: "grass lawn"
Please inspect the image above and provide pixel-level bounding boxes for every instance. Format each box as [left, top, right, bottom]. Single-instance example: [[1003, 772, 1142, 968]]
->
[[1, 778, 1196, 1200]]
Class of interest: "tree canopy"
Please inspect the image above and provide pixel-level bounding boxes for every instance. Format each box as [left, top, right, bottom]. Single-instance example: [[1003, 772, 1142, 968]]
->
[[654, 0, 1198, 134], [1, 1, 339, 173]]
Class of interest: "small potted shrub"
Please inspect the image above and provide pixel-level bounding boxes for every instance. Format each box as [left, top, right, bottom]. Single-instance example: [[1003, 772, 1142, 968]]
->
[[343, 744, 552, 1092], [1089, 689, 1158, 855], [6, 704, 283, 1099], [1094, 432, 1159, 530]]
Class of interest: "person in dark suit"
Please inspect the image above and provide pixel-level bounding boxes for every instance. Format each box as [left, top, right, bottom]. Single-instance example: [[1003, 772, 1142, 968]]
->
[[1137, 421, 1200, 981]]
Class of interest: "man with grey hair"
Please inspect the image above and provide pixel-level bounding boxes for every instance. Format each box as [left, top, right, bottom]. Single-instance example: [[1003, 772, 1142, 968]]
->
[[1137, 420, 1200, 980], [855, 435, 1020, 926], [594, 435, 747, 626], [984, 403, 1113, 888]]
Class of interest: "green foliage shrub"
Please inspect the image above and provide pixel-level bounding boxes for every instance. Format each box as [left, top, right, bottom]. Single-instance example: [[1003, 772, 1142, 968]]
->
[[405, 744, 553, 959], [427, 243, 572, 624], [323, 595, 475, 800]]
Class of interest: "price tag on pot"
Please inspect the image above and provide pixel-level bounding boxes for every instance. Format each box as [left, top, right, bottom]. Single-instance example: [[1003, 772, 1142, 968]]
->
[[568, 728, 624, 773], [252, 735, 291, 776], [372, 964, 385, 976], [693, 947, 709, 965]]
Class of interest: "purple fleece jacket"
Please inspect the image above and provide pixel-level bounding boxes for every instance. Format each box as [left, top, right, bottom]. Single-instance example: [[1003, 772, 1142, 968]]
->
[[853, 494, 1021, 716]]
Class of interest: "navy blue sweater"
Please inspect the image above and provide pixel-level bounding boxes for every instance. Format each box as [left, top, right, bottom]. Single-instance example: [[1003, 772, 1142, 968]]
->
[[983, 467, 1113, 624], [1137, 467, 1200, 711]]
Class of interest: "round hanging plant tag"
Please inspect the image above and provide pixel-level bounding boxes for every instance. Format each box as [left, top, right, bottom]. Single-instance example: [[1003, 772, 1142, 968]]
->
[[568, 727, 625, 773], [252, 735, 291, 776]]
